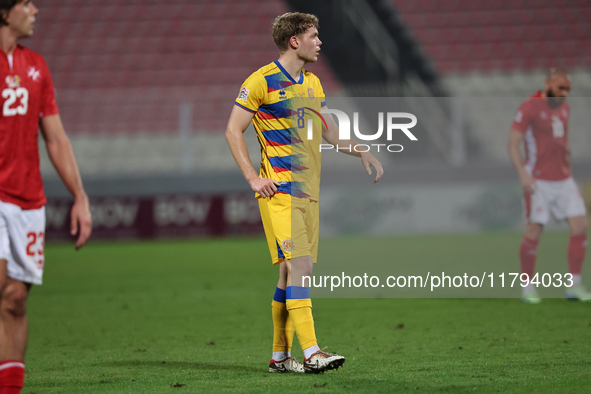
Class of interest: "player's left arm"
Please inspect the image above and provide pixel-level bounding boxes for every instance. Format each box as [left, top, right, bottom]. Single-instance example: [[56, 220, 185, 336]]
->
[[40, 114, 92, 250], [322, 110, 384, 183]]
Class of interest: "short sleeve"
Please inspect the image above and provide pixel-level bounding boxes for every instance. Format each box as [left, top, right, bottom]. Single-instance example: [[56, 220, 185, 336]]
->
[[39, 57, 59, 117], [318, 80, 326, 107], [314, 77, 327, 108], [234, 72, 266, 113], [512, 101, 531, 133]]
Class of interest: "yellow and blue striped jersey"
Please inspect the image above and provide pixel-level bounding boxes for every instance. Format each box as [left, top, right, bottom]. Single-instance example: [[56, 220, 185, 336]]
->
[[235, 61, 326, 200]]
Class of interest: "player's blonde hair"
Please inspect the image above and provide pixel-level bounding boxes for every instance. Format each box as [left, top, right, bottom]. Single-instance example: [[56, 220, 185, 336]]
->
[[272, 12, 319, 53]]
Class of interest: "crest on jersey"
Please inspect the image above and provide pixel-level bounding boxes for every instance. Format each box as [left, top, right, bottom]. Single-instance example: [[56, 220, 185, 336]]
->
[[238, 86, 249, 102], [5, 75, 20, 88], [282, 238, 294, 253], [540, 111, 547, 119], [307, 87, 314, 98], [27, 67, 41, 81]]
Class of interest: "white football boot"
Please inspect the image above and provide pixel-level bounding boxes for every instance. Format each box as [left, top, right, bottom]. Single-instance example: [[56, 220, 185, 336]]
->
[[268, 357, 305, 373], [304, 350, 345, 374]]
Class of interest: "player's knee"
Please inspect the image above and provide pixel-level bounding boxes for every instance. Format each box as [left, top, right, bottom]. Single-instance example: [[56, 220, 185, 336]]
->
[[572, 224, 587, 236], [1, 285, 28, 317], [0, 259, 7, 290], [525, 223, 543, 240], [294, 261, 313, 278], [570, 216, 587, 235], [302, 265, 313, 278], [579, 218, 587, 232]]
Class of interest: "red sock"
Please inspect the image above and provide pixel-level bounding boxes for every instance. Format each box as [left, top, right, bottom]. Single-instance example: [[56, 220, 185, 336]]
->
[[520, 236, 539, 280], [0, 360, 24, 394], [568, 234, 587, 275]]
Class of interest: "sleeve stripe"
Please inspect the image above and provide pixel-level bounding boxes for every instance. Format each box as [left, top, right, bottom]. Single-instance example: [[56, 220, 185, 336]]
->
[[235, 102, 257, 113]]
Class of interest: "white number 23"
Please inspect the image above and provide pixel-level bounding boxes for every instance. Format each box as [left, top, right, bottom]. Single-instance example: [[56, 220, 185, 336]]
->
[[2, 87, 29, 117]]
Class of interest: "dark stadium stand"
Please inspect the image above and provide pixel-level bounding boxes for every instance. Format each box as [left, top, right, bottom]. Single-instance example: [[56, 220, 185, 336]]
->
[[392, 0, 591, 73], [26, 0, 341, 133]]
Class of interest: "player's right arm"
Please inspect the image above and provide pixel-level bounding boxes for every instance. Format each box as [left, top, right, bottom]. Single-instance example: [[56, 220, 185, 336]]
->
[[508, 129, 535, 194], [225, 105, 280, 198], [40, 114, 92, 249], [37, 56, 91, 249], [509, 103, 535, 194], [322, 109, 383, 183]]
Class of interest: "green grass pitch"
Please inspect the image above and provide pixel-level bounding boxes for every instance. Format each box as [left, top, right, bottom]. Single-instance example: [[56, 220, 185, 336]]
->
[[25, 232, 591, 393]]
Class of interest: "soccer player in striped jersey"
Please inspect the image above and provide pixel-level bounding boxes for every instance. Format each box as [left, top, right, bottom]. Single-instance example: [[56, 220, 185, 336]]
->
[[226, 12, 383, 373]]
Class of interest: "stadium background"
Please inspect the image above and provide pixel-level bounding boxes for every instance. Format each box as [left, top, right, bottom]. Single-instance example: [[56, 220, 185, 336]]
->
[[22, 0, 591, 392], [29, 0, 591, 240]]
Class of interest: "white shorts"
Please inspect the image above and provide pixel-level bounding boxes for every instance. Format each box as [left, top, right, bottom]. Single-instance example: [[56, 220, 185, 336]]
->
[[0, 200, 45, 285], [523, 177, 586, 225]]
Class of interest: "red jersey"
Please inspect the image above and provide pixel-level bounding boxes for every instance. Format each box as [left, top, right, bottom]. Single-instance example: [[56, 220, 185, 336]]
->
[[0, 44, 59, 209], [512, 91, 570, 181]]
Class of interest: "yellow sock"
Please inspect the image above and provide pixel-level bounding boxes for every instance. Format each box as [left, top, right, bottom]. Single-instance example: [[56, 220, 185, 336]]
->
[[286, 294, 317, 350], [286, 314, 295, 353], [271, 300, 290, 352]]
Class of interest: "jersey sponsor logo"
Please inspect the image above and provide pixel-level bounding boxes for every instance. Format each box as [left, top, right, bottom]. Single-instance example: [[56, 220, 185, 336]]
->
[[238, 86, 249, 102], [27, 67, 41, 81], [307, 87, 314, 98], [282, 238, 294, 252], [5, 75, 20, 88]]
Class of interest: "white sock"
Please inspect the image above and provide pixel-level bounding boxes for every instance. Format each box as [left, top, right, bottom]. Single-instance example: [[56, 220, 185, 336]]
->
[[287, 351, 291, 358], [523, 282, 535, 292], [272, 351, 288, 361], [303, 344, 320, 360], [571, 274, 582, 287]]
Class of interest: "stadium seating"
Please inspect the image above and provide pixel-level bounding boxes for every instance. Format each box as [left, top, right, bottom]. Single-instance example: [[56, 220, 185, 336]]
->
[[392, 0, 591, 74], [27, 0, 341, 134]]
